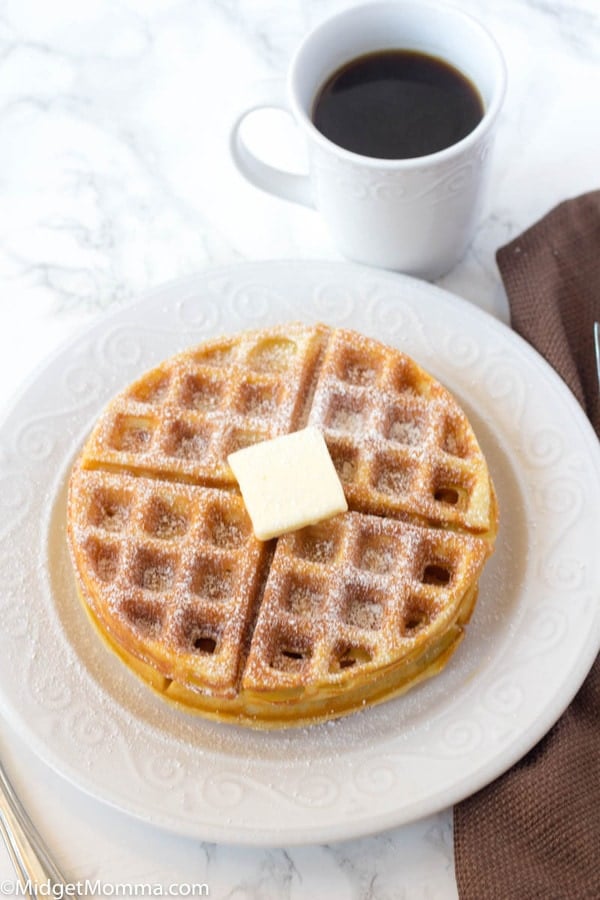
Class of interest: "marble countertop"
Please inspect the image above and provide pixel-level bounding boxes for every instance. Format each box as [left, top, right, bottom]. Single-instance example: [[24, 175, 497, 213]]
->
[[0, 0, 598, 897]]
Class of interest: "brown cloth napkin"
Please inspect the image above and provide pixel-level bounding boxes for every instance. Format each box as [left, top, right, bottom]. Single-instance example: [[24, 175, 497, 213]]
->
[[453, 191, 600, 900]]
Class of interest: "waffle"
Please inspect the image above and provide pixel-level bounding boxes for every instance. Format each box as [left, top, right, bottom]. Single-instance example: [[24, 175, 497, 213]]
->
[[308, 328, 494, 533], [79, 323, 327, 486], [240, 513, 489, 724], [67, 323, 497, 728], [68, 467, 268, 697]]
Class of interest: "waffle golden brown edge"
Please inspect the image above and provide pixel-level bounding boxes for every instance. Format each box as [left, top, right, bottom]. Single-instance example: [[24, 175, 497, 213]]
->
[[67, 323, 498, 728]]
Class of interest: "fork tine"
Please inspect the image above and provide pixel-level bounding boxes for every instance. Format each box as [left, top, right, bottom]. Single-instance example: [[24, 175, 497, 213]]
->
[[0, 756, 66, 888]]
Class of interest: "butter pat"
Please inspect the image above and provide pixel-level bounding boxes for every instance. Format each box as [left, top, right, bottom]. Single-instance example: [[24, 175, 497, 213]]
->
[[228, 426, 348, 540]]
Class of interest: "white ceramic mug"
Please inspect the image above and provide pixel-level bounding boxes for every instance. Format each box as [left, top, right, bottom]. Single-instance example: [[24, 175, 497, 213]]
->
[[230, 1, 506, 280]]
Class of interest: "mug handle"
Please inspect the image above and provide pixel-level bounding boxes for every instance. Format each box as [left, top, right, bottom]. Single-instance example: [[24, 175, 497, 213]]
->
[[230, 80, 314, 209]]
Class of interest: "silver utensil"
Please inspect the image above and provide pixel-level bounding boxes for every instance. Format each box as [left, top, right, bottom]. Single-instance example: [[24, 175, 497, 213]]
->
[[594, 322, 600, 390], [0, 754, 66, 895]]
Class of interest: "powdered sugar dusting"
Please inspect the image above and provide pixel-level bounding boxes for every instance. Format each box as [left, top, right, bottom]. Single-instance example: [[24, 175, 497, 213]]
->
[[389, 419, 422, 445], [141, 563, 174, 592]]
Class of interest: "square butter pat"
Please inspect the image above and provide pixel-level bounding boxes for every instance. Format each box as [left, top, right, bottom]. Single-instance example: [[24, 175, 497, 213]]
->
[[227, 426, 348, 540]]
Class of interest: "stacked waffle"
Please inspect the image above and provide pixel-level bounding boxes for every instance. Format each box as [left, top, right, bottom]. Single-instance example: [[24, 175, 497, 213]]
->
[[67, 324, 497, 727]]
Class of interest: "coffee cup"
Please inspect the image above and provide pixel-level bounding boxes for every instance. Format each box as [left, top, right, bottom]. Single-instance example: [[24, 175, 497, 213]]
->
[[230, 1, 506, 280]]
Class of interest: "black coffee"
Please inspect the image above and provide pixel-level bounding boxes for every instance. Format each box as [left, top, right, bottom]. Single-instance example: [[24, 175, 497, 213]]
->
[[312, 49, 484, 160]]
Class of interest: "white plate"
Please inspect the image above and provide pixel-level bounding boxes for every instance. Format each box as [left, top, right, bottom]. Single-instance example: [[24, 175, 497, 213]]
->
[[0, 261, 598, 846]]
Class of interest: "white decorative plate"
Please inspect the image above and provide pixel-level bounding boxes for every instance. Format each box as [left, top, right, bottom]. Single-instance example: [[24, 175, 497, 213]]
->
[[0, 261, 598, 845]]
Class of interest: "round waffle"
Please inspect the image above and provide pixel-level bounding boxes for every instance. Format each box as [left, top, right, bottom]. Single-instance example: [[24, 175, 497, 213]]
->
[[67, 323, 497, 728]]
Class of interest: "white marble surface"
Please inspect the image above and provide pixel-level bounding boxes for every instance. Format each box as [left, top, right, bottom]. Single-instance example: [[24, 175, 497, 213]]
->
[[0, 0, 598, 896]]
